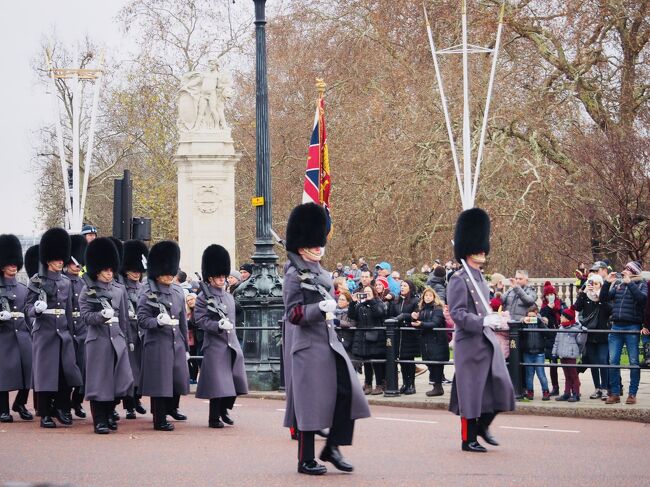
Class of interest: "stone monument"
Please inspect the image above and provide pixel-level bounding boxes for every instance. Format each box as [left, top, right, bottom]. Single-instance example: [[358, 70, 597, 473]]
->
[[175, 60, 240, 276]]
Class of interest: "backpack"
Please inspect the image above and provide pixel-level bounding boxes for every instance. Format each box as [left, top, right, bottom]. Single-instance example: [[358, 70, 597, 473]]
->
[[575, 322, 588, 354]]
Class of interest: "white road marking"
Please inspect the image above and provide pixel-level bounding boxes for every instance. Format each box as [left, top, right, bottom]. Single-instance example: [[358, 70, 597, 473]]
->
[[499, 426, 579, 433], [374, 417, 438, 425], [276, 408, 286, 412]]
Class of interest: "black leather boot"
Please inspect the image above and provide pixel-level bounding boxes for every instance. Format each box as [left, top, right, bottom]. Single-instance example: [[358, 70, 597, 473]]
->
[[54, 409, 72, 426], [0, 412, 13, 423], [72, 403, 87, 419], [12, 404, 33, 421], [298, 460, 327, 475], [478, 413, 499, 446], [40, 416, 56, 428], [125, 409, 137, 420], [319, 445, 354, 472], [461, 417, 487, 453]]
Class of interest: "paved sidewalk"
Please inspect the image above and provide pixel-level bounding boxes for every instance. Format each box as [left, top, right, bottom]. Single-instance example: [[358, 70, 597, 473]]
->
[[246, 364, 650, 423]]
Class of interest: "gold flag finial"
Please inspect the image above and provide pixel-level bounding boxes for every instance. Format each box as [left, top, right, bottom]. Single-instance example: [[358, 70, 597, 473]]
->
[[316, 78, 326, 96], [498, 1, 505, 23], [461, 0, 466, 15]]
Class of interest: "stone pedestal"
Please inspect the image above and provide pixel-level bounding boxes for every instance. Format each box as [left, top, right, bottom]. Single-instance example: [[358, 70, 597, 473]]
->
[[175, 129, 240, 276]]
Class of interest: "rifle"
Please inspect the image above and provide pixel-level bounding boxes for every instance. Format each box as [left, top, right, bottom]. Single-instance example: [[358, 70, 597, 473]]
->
[[194, 272, 230, 322], [82, 274, 113, 312], [146, 278, 170, 316], [0, 276, 11, 313], [286, 252, 333, 303]]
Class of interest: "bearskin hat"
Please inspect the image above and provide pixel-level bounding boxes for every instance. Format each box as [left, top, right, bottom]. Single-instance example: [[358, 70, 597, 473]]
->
[[201, 244, 231, 280], [69, 234, 87, 267], [108, 237, 124, 268], [0, 234, 23, 272], [122, 240, 149, 275], [85, 237, 120, 280], [147, 241, 180, 279], [39, 227, 71, 266], [453, 207, 491, 262], [285, 203, 328, 254], [24, 245, 40, 278]]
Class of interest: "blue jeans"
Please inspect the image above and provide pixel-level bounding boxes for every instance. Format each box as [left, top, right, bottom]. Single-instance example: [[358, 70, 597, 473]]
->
[[608, 325, 641, 396], [523, 352, 549, 392], [585, 342, 609, 390]]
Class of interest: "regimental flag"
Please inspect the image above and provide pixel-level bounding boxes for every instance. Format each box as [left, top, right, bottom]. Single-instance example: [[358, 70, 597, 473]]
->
[[302, 94, 332, 235]]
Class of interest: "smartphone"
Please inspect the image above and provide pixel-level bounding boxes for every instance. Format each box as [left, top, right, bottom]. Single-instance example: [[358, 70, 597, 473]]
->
[[523, 316, 538, 324], [616, 272, 622, 279], [356, 292, 368, 300]]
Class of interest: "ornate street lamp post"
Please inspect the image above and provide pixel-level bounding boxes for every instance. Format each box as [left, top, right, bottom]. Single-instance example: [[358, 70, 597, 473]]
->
[[235, 0, 284, 391]]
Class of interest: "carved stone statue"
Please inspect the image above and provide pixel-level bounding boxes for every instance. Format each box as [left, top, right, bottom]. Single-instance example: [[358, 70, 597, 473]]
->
[[178, 60, 233, 132]]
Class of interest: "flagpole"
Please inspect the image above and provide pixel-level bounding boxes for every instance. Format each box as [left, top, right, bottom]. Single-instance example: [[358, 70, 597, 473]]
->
[[461, 0, 472, 209], [316, 78, 326, 205], [471, 2, 505, 203], [423, 2, 464, 208]]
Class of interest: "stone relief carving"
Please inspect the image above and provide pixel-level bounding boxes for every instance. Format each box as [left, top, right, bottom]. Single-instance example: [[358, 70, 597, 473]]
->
[[194, 184, 222, 214], [178, 60, 233, 132]]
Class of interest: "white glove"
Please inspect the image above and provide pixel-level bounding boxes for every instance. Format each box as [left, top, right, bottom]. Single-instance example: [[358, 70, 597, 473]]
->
[[186, 351, 191, 361], [157, 313, 173, 326], [0, 310, 11, 321], [34, 300, 47, 314], [318, 299, 337, 314], [483, 314, 501, 330], [100, 308, 115, 320], [129, 343, 135, 352], [218, 318, 234, 330]]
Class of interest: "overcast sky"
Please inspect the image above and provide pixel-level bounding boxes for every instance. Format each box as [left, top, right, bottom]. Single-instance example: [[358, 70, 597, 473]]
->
[[0, 1, 131, 236]]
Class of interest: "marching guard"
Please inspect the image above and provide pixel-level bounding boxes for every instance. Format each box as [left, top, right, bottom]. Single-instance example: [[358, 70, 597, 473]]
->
[[79, 238, 134, 434], [26, 228, 83, 428], [136, 241, 190, 431], [0, 234, 33, 422], [282, 203, 370, 475], [121, 239, 149, 419], [66, 234, 87, 418], [195, 244, 248, 428], [447, 208, 515, 452]]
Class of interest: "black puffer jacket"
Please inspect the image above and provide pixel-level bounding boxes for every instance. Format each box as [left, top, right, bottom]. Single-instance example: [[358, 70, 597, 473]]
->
[[388, 288, 420, 359], [349, 298, 387, 359], [574, 292, 612, 344], [418, 303, 448, 362], [600, 278, 648, 326], [521, 315, 549, 354]]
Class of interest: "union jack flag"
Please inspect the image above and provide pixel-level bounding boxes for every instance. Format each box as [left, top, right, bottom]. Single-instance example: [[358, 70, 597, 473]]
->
[[302, 95, 332, 235]]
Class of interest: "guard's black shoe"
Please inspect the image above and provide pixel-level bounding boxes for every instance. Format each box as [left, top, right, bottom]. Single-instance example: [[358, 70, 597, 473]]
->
[[111, 410, 121, 422], [462, 441, 487, 453], [107, 417, 118, 431], [477, 426, 499, 446], [12, 404, 34, 421], [209, 419, 224, 429], [40, 416, 56, 428], [72, 404, 86, 419], [94, 423, 110, 434], [221, 412, 234, 425], [0, 412, 14, 423], [319, 446, 354, 472], [125, 409, 137, 420], [169, 409, 187, 421], [298, 460, 327, 475], [135, 403, 147, 415], [54, 409, 72, 425], [154, 421, 175, 431]]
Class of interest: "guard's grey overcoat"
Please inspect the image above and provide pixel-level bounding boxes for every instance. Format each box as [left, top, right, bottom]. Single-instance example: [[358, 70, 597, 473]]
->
[[79, 280, 134, 401], [282, 254, 370, 432], [66, 272, 87, 375], [137, 281, 190, 397], [194, 285, 248, 399], [0, 278, 32, 391], [26, 271, 83, 391], [124, 278, 144, 388], [447, 267, 515, 419]]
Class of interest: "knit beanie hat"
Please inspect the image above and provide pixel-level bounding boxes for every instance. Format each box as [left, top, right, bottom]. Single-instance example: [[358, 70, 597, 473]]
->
[[625, 261, 642, 275], [376, 276, 389, 291], [561, 307, 576, 324], [543, 281, 556, 296]]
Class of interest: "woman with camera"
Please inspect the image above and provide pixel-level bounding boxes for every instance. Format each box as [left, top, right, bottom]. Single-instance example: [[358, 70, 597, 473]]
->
[[388, 280, 420, 394], [349, 285, 387, 395]]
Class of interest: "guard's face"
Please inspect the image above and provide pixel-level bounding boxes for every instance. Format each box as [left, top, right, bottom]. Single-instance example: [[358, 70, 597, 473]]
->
[[98, 269, 114, 283], [67, 263, 81, 274], [126, 271, 142, 282], [2, 264, 17, 278], [209, 276, 226, 288], [299, 247, 324, 262], [47, 260, 64, 272], [157, 275, 174, 285]]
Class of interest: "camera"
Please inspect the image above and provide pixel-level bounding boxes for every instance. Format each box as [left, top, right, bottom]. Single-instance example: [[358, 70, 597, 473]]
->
[[616, 272, 622, 279], [356, 292, 368, 300]]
